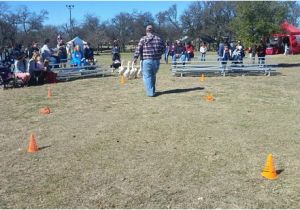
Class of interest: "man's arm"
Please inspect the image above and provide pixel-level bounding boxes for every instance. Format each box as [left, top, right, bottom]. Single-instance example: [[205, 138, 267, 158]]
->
[[133, 38, 144, 64]]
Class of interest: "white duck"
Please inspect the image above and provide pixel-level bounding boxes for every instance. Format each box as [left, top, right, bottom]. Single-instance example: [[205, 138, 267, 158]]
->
[[129, 61, 138, 79], [118, 60, 126, 76], [137, 60, 143, 77], [123, 61, 131, 79]]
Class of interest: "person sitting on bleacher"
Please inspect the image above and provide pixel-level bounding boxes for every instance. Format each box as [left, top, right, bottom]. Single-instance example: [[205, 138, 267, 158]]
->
[[221, 45, 231, 67], [71, 45, 86, 67], [44, 59, 57, 83], [84, 42, 95, 65], [232, 46, 243, 64], [172, 40, 187, 65], [28, 52, 39, 85], [14, 52, 31, 85], [58, 42, 68, 68], [185, 41, 195, 61], [41, 39, 60, 66], [27, 53, 47, 85]]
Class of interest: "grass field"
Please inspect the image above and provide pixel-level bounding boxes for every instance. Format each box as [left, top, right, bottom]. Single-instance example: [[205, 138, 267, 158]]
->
[[0, 52, 300, 208]]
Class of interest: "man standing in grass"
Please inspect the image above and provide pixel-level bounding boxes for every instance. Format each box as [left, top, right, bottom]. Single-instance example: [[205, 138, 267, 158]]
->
[[133, 25, 165, 97]]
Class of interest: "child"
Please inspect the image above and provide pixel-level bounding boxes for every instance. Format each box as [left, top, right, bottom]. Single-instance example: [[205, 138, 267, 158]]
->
[[200, 42, 207, 61], [71, 45, 85, 67], [44, 59, 57, 83]]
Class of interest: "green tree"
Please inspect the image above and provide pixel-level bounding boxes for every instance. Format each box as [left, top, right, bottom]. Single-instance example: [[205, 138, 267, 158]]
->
[[231, 1, 288, 47]]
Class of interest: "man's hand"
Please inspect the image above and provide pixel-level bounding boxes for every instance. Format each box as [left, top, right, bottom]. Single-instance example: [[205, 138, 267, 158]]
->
[[133, 58, 137, 65]]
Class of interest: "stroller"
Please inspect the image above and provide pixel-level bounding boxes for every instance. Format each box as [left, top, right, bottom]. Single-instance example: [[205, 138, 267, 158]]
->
[[111, 52, 121, 69], [0, 62, 24, 89]]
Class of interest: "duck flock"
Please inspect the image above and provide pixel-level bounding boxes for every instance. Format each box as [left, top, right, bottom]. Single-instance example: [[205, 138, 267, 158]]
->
[[117, 60, 142, 80]]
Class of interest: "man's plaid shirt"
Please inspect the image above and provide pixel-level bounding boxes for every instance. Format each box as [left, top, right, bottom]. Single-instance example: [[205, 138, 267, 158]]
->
[[134, 33, 165, 60]]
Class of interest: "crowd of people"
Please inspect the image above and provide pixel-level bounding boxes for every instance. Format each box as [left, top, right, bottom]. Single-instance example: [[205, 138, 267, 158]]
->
[[159, 38, 269, 66], [0, 32, 272, 89], [163, 40, 208, 65], [0, 35, 96, 87], [218, 38, 269, 66]]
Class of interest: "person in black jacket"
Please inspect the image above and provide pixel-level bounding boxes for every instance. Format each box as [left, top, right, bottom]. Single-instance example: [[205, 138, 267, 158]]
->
[[257, 39, 267, 65], [84, 42, 94, 65], [58, 42, 68, 68]]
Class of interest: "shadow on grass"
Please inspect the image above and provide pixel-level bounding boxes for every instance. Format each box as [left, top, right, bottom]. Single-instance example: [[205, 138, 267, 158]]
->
[[276, 169, 284, 174], [278, 63, 300, 68], [39, 145, 52, 151], [156, 87, 204, 96]]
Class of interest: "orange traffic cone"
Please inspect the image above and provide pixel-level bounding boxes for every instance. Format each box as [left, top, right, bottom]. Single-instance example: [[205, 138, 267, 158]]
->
[[120, 75, 126, 84], [200, 74, 205, 82], [39, 107, 51, 114], [261, 154, 278, 180], [48, 87, 52, 98], [206, 93, 215, 102], [27, 134, 39, 153]]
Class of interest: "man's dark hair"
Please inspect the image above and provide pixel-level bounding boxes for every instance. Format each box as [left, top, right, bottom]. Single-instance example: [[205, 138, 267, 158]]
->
[[146, 25, 153, 33], [44, 39, 50, 44]]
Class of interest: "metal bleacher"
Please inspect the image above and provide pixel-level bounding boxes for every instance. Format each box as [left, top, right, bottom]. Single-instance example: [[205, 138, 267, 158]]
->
[[49, 59, 111, 81], [171, 56, 278, 77]]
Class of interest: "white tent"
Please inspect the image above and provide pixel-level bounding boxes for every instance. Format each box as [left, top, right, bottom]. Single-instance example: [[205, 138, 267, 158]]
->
[[66, 36, 87, 54]]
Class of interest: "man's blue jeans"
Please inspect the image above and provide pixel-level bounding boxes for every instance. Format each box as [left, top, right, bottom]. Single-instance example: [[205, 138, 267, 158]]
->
[[142, 59, 160, 97]]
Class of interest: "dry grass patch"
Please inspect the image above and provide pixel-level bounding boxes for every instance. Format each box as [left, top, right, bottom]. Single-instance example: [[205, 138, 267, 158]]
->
[[0, 53, 300, 208]]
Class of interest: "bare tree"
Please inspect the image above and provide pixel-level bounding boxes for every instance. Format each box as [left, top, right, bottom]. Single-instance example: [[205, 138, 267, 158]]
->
[[180, 1, 236, 43], [15, 5, 48, 34], [154, 4, 182, 41], [111, 12, 135, 51]]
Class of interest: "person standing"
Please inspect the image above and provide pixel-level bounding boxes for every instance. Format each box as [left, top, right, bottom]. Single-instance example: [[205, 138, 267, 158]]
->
[[218, 39, 224, 60], [250, 44, 257, 64], [200, 42, 207, 61], [133, 25, 165, 97], [111, 40, 121, 62], [257, 39, 267, 65], [164, 41, 170, 64]]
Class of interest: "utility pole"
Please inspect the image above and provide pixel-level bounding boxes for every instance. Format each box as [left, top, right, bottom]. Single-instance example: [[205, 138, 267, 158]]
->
[[66, 5, 74, 37]]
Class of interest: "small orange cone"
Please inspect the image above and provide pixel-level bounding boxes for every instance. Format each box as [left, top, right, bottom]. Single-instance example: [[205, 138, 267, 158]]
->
[[48, 87, 52, 98], [200, 74, 205, 82], [261, 154, 278, 180], [39, 107, 51, 114], [206, 93, 215, 102], [120, 75, 126, 84], [27, 134, 39, 153]]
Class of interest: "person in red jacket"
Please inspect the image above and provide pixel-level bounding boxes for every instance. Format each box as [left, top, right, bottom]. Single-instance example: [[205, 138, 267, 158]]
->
[[185, 41, 195, 61]]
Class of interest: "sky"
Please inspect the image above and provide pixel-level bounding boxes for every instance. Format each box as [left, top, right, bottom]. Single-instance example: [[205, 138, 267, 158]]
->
[[4, 1, 193, 26]]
